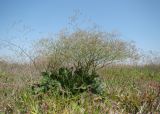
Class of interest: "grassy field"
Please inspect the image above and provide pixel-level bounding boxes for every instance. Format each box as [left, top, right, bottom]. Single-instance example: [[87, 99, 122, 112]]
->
[[0, 62, 160, 114]]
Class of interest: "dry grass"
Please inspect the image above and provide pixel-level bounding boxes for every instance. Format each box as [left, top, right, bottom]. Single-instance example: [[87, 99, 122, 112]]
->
[[0, 60, 160, 113]]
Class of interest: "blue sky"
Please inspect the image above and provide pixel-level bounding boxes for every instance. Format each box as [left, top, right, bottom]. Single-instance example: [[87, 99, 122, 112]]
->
[[0, 0, 160, 56]]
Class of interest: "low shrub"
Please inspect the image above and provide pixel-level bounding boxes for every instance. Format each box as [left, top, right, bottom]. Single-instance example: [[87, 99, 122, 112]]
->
[[32, 67, 106, 96]]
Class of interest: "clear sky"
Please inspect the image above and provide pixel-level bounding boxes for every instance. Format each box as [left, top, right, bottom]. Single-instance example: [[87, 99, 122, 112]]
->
[[0, 0, 160, 56]]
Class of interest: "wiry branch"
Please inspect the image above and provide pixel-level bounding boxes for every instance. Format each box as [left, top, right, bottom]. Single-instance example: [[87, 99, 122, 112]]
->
[[0, 39, 40, 72]]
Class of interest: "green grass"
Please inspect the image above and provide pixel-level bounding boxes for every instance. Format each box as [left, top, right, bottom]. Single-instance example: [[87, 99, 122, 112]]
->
[[0, 64, 160, 114]]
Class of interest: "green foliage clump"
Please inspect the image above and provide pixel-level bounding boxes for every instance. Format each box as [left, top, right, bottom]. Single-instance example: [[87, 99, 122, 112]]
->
[[32, 67, 106, 96]]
